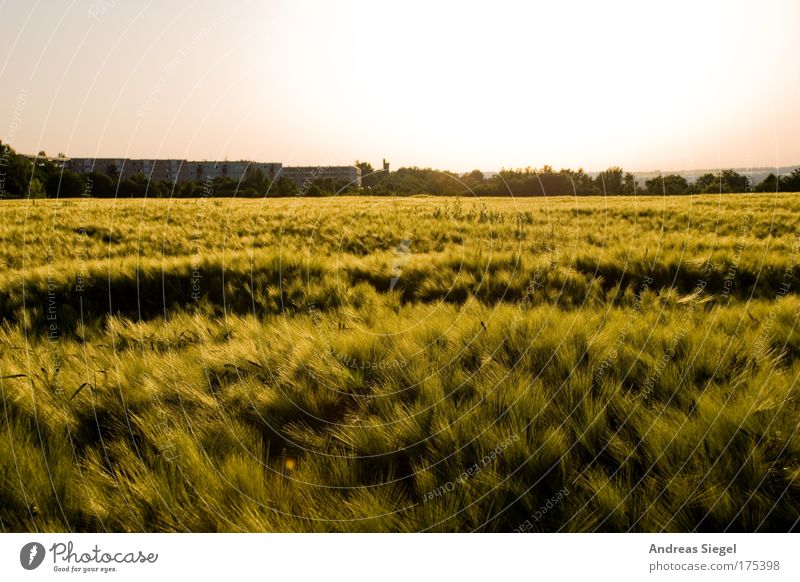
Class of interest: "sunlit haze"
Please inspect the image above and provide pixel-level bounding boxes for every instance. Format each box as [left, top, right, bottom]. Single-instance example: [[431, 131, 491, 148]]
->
[[1, 0, 798, 172]]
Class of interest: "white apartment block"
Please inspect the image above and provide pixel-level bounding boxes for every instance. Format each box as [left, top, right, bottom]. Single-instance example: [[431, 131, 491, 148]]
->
[[65, 157, 282, 183]]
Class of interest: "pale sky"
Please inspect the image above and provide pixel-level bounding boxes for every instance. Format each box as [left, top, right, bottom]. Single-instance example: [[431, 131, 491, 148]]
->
[[1, 0, 798, 172]]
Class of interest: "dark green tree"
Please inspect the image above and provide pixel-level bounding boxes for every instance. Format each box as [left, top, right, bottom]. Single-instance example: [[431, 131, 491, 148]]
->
[[243, 167, 266, 192], [306, 183, 324, 197], [45, 170, 84, 198], [85, 171, 115, 197], [693, 173, 718, 193], [270, 176, 298, 197], [755, 173, 778, 192], [177, 181, 197, 198], [572, 168, 597, 195], [28, 177, 46, 199], [596, 167, 624, 195], [212, 176, 236, 196], [462, 169, 485, 188], [780, 168, 800, 192], [0, 142, 32, 198], [622, 172, 637, 195], [118, 173, 148, 197], [720, 169, 750, 193], [691, 170, 749, 194], [645, 174, 689, 195]]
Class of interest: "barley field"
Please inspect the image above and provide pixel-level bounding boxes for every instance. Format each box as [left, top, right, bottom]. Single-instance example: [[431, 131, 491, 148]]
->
[[1, 194, 799, 532]]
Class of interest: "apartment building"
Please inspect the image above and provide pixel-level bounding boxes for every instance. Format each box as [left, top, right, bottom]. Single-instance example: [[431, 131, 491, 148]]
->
[[64, 157, 281, 183], [177, 161, 281, 183], [60, 155, 363, 190], [278, 165, 361, 189]]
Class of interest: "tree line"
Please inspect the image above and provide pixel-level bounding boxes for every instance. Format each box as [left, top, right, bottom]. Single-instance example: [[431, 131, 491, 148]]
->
[[2, 141, 799, 199], [0, 142, 359, 199], [357, 162, 800, 197]]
